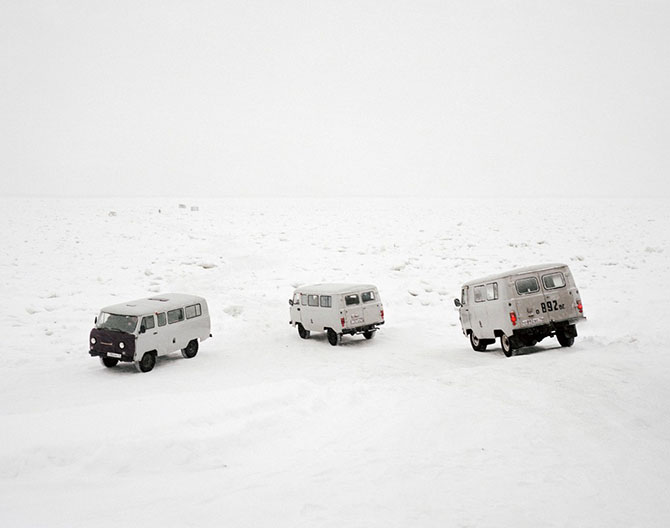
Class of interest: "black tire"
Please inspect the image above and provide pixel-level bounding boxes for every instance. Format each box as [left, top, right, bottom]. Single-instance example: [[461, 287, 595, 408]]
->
[[500, 334, 514, 357], [363, 330, 376, 340], [327, 328, 340, 346], [557, 331, 575, 348], [101, 357, 118, 368], [181, 339, 199, 358], [297, 323, 310, 339], [470, 332, 488, 352], [135, 352, 156, 373]]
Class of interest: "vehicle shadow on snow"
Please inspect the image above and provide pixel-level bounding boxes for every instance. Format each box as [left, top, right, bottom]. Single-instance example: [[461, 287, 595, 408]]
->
[[470, 343, 567, 358], [306, 332, 377, 348], [98, 353, 192, 374], [507, 343, 567, 357]]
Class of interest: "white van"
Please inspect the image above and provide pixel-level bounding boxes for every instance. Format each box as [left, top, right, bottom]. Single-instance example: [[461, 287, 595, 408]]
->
[[89, 294, 211, 372], [454, 264, 585, 357], [289, 283, 384, 346]]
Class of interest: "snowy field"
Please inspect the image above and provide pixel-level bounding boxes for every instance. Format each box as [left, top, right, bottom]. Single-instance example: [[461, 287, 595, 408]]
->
[[1, 196, 669, 527]]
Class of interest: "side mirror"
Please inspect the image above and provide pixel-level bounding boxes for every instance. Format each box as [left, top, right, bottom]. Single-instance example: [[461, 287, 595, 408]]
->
[[288, 299, 293, 306], [140, 325, 146, 334], [453, 299, 461, 308]]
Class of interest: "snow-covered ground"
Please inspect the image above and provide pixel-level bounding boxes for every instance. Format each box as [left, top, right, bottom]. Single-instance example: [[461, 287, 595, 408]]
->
[[1, 197, 669, 527]]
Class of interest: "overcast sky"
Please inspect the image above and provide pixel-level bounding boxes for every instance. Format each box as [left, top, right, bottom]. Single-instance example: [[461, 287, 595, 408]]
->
[[1, 0, 668, 198]]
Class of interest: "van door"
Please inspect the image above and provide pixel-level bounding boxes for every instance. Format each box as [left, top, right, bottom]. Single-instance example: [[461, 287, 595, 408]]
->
[[361, 289, 382, 325], [304, 294, 321, 331], [459, 286, 471, 331], [290, 292, 302, 325], [511, 274, 547, 327], [166, 308, 186, 352], [137, 314, 162, 356], [540, 269, 575, 323], [471, 284, 492, 338], [151, 312, 171, 355], [343, 293, 365, 329], [317, 295, 333, 331]]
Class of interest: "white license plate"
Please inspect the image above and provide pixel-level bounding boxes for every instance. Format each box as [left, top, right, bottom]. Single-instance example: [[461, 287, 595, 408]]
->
[[107, 352, 121, 359]]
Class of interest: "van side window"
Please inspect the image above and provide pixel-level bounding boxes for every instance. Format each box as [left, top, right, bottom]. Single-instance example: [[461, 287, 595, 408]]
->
[[185, 303, 202, 319], [301, 294, 307, 306], [157, 312, 166, 327], [542, 272, 566, 290], [345, 294, 360, 306], [516, 277, 540, 295], [308, 294, 319, 307], [361, 291, 376, 303], [168, 308, 184, 324], [474, 285, 486, 302], [320, 295, 332, 308], [486, 282, 498, 301], [142, 315, 155, 330]]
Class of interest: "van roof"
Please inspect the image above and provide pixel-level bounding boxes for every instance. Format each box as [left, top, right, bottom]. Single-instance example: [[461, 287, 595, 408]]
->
[[100, 293, 206, 316], [462, 263, 569, 287], [294, 283, 378, 295]]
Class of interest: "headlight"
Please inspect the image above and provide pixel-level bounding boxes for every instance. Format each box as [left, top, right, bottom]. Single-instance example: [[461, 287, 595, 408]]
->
[[119, 342, 125, 349], [90, 337, 96, 345]]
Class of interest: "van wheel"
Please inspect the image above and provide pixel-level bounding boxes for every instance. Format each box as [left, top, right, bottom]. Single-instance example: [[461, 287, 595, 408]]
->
[[135, 352, 156, 373], [327, 328, 341, 346], [363, 330, 376, 340], [101, 357, 118, 368], [470, 333, 488, 352], [181, 339, 198, 358], [297, 323, 310, 339], [556, 331, 575, 348], [500, 334, 514, 357]]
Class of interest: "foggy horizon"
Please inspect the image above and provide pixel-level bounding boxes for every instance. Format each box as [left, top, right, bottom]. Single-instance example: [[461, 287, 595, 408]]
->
[[2, 0, 669, 198]]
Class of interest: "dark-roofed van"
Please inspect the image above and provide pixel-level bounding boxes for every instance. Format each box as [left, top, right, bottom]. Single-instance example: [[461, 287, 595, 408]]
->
[[89, 294, 211, 372]]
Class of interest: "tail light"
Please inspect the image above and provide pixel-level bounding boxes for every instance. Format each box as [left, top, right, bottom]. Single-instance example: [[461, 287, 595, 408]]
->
[[509, 311, 517, 326], [340, 317, 345, 327], [380, 309, 384, 320], [577, 300, 583, 314]]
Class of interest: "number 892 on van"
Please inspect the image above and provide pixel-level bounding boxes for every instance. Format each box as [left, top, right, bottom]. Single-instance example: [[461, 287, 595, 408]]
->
[[454, 264, 585, 357]]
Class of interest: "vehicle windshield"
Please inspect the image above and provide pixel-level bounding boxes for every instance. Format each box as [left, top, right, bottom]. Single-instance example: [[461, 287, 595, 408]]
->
[[97, 312, 138, 333]]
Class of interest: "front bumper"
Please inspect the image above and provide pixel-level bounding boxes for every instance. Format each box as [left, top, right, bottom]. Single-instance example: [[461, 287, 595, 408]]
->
[[89, 348, 135, 362]]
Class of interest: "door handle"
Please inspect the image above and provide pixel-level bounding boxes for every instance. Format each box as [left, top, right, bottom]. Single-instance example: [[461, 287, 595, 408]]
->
[[153, 332, 158, 335]]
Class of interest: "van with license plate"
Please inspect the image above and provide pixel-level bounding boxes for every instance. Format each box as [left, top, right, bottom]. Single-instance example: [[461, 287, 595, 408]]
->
[[89, 294, 211, 372], [454, 264, 585, 357], [289, 283, 384, 346]]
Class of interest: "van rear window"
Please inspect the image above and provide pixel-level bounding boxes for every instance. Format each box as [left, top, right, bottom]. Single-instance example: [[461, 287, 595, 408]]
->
[[516, 277, 540, 295], [362, 291, 376, 303], [542, 272, 566, 290], [345, 294, 360, 306], [486, 282, 498, 301]]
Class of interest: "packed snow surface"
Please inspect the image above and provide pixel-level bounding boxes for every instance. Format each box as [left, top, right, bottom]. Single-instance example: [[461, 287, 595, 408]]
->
[[1, 197, 669, 527]]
